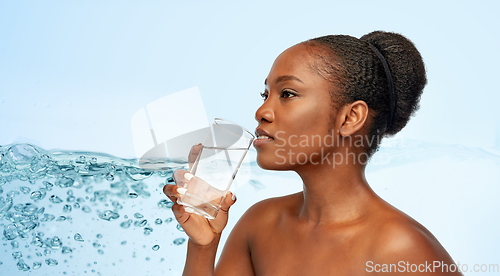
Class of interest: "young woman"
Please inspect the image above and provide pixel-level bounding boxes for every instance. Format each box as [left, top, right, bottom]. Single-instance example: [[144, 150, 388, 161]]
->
[[164, 31, 462, 275]]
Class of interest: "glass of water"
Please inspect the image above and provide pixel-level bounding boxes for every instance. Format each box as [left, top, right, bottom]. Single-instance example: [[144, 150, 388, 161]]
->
[[176, 118, 255, 219]]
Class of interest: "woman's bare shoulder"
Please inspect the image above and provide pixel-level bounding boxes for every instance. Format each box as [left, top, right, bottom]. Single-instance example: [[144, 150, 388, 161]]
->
[[237, 192, 302, 228], [368, 204, 459, 271]]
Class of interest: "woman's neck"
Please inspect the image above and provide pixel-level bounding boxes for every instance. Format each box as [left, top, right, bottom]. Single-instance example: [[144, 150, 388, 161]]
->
[[295, 161, 377, 226]]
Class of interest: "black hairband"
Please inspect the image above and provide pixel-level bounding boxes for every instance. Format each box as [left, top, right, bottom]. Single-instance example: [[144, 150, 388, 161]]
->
[[368, 43, 396, 131]]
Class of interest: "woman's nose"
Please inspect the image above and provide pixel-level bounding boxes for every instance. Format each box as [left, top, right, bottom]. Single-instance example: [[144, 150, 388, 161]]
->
[[255, 99, 275, 124]]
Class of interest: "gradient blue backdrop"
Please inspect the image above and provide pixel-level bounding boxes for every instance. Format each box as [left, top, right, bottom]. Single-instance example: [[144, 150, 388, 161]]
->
[[1, 0, 499, 275]]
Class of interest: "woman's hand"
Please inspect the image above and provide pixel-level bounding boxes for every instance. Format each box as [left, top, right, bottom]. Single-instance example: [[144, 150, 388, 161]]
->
[[163, 143, 237, 246]]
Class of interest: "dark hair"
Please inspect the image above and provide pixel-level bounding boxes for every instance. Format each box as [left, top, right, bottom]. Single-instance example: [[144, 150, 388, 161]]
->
[[304, 31, 427, 157]]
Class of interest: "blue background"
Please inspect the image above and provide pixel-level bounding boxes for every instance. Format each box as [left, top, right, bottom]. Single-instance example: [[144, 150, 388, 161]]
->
[[1, 0, 499, 275]]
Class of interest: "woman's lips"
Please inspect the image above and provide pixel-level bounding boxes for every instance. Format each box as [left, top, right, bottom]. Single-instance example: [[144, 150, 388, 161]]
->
[[253, 135, 274, 147]]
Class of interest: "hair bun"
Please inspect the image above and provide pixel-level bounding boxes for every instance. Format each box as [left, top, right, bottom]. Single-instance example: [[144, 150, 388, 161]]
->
[[360, 31, 427, 135]]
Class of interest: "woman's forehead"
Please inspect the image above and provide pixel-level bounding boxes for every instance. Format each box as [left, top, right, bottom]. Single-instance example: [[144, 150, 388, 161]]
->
[[266, 43, 326, 86]]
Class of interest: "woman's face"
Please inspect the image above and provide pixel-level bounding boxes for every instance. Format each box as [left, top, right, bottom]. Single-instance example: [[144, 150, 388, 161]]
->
[[254, 43, 339, 170]]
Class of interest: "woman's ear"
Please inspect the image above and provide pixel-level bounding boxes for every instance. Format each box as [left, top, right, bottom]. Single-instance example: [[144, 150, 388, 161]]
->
[[337, 100, 369, 137]]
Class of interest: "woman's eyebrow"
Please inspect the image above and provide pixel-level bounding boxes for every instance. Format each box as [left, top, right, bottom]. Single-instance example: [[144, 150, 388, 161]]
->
[[264, 75, 304, 86]]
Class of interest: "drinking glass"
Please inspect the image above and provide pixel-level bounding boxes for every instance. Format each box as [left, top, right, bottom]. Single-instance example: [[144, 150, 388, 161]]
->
[[176, 118, 254, 219]]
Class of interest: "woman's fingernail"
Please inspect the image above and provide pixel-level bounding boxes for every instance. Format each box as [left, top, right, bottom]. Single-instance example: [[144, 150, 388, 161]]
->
[[177, 187, 187, 195], [231, 192, 236, 201], [184, 173, 193, 181], [184, 206, 195, 213]]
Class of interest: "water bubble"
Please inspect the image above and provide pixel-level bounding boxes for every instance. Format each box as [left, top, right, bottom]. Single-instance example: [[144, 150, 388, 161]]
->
[[0, 197, 13, 218], [43, 181, 53, 190], [62, 246, 73, 254], [81, 205, 92, 213], [17, 259, 30, 271], [7, 190, 20, 198], [144, 227, 153, 235], [41, 213, 55, 222], [56, 176, 74, 188], [56, 216, 67, 221], [74, 233, 84, 242], [173, 238, 186, 245], [134, 219, 147, 227], [45, 258, 58, 266], [44, 248, 51, 255], [166, 177, 174, 183], [76, 197, 85, 203], [30, 188, 47, 201], [20, 186, 31, 194], [11, 240, 19, 248], [128, 192, 138, 199], [165, 217, 173, 224], [134, 213, 144, 219], [49, 195, 63, 204], [120, 220, 132, 229], [85, 186, 93, 193], [73, 202, 80, 209], [125, 167, 153, 181], [12, 251, 23, 259], [33, 261, 42, 269], [98, 210, 119, 221], [152, 245, 160, 251], [93, 242, 101, 248], [157, 199, 173, 209], [3, 224, 19, 240], [6, 144, 40, 170], [63, 205, 72, 213], [154, 218, 162, 225], [50, 236, 62, 249], [176, 223, 184, 232], [121, 241, 127, 245], [36, 252, 42, 257], [67, 195, 75, 202], [96, 233, 103, 239]]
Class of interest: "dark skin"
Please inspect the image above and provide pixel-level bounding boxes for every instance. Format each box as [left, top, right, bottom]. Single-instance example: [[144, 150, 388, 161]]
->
[[164, 43, 462, 275]]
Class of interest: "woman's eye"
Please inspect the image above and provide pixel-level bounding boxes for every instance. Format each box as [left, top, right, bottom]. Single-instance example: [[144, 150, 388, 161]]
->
[[281, 90, 295, 98], [260, 92, 268, 101]]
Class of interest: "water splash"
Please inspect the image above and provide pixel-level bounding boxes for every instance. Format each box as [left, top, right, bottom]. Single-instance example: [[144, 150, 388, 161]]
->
[[0, 143, 188, 273]]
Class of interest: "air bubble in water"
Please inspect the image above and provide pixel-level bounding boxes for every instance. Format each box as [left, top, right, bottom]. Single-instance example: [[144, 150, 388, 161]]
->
[[134, 213, 143, 219], [173, 238, 185, 245], [45, 258, 58, 266], [20, 186, 31, 194], [63, 204, 72, 213], [56, 216, 67, 221], [152, 245, 160, 251], [134, 219, 147, 227], [128, 192, 138, 199], [120, 220, 132, 229], [49, 195, 63, 204], [144, 227, 153, 235], [165, 217, 173, 224], [33, 261, 42, 269], [82, 206, 92, 213], [43, 181, 53, 190], [30, 188, 47, 201], [6, 144, 39, 170], [157, 199, 173, 209], [98, 210, 119, 221], [17, 259, 30, 271], [0, 197, 13, 218], [56, 176, 74, 188], [11, 240, 19, 249], [12, 251, 23, 259], [98, 249, 104, 255], [96, 234, 103, 239], [62, 246, 73, 254], [74, 233, 84, 242], [176, 223, 184, 232], [155, 218, 162, 225]]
